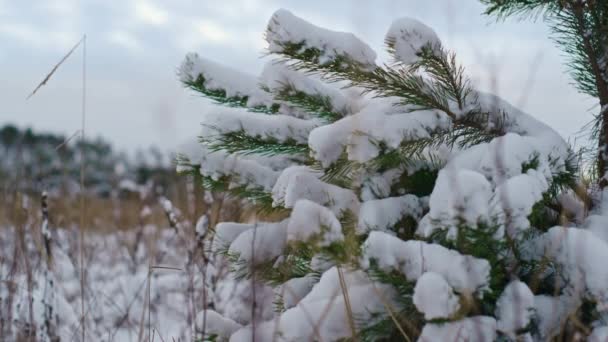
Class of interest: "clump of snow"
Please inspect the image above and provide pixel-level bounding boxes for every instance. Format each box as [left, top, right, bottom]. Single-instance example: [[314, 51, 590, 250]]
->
[[589, 326, 608, 342], [308, 108, 451, 167], [358, 194, 423, 234], [419, 316, 497, 342], [195, 309, 242, 340], [583, 189, 608, 243], [533, 227, 608, 306], [196, 148, 280, 192], [491, 170, 548, 235], [287, 199, 343, 245], [201, 106, 318, 144], [228, 220, 289, 264], [272, 166, 360, 215], [267, 9, 377, 68], [533, 294, 574, 340], [213, 222, 256, 252], [260, 61, 352, 119], [278, 274, 318, 309], [495, 280, 535, 338], [418, 168, 492, 238], [231, 267, 395, 341], [413, 272, 460, 320], [361, 231, 490, 293], [195, 214, 209, 238], [385, 17, 442, 64], [179, 53, 271, 107]]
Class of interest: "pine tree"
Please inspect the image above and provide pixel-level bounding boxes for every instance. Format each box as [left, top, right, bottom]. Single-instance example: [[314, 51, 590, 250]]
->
[[178, 7, 608, 341], [481, 0, 608, 187]]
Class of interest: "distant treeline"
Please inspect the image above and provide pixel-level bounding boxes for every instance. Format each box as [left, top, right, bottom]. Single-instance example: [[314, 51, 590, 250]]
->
[[0, 124, 177, 196]]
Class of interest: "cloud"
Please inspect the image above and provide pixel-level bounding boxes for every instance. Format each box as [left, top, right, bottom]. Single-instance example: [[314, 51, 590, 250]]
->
[[198, 20, 230, 42], [134, 0, 168, 26], [106, 30, 141, 52], [0, 22, 39, 43]]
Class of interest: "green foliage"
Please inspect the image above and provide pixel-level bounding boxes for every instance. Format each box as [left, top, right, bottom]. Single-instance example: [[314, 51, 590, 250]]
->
[[480, 0, 562, 19], [393, 167, 439, 198], [223, 241, 317, 286], [358, 259, 422, 341], [176, 157, 285, 215], [183, 74, 279, 114], [428, 221, 509, 314], [273, 84, 346, 123], [201, 129, 310, 157]]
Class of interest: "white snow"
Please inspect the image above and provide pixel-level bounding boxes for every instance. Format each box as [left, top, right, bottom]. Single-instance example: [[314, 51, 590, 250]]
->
[[361, 231, 490, 293], [287, 199, 343, 246], [418, 168, 493, 238], [386, 17, 442, 65], [230, 267, 395, 341], [533, 294, 574, 340], [180, 53, 271, 107], [589, 326, 608, 342], [228, 220, 289, 264], [200, 106, 318, 144], [260, 61, 352, 119], [534, 227, 608, 307], [495, 280, 535, 338], [418, 316, 497, 342], [195, 310, 242, 339], [308, 108, 451, 167], [272, 166, 360, 215], [358, 194, 424, 234], [490, 170, 549, 235], [266, 9, 377, 68], [213, 222, 256, 252], [196, 148, 280, 192], [195, 214, 209, 238], [278, 275, 317, 309], [413, 272, 460, 320]]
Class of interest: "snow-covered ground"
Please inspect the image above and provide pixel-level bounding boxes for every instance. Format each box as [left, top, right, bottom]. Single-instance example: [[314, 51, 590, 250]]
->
[[0, 217, 254, 342]]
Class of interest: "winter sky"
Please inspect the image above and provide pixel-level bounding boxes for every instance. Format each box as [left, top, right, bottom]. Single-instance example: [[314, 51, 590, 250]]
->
[[0, 0, 598, 153]]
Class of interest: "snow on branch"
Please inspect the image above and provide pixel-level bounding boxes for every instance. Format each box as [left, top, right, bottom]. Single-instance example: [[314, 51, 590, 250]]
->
[[266, 9, 377, 68], [272, 166, 360, 215], [361, 231, 491, 294], [200, 106, 318, 145], [358, 194, 424, 234], [180, 53, 273, 110], [385, 17, 442, 65]]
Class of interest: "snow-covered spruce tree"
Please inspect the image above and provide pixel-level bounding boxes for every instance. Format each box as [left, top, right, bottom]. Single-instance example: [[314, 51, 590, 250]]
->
[[177, 9, 608, 341]]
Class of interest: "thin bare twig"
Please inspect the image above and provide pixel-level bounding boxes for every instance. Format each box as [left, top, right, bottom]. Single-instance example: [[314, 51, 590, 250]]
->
[[26, 36, 85, 100]]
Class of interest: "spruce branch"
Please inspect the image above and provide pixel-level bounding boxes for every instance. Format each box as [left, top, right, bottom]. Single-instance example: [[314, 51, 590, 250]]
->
[[273, 83, 346, 123], [480, 0, 564, 19], [411, 46, 474, 111], [271, 40, 506, 144], [483, 0, 608, 184], [201, 130, 310, 157], [182, 74, 279, 114]]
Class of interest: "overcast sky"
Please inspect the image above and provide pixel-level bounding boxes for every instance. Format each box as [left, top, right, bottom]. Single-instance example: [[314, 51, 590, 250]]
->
[[0, 0, 598, 153]]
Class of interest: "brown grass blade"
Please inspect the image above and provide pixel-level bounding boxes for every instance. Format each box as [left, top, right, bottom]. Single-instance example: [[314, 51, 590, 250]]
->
[[26, 35, 85, 100]]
